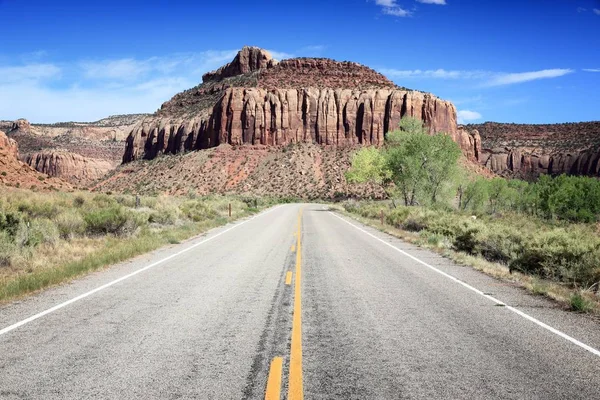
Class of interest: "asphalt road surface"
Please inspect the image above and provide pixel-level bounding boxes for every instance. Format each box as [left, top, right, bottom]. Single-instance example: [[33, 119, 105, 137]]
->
[[1, 204, 600, 399]]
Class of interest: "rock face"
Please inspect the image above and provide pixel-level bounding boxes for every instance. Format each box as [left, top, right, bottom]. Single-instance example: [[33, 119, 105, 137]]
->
[[0, 130, 71, 190], [123, 47, 459, 163], [202, 47, 278, 82], [24, 151, 113, 185], [466, 122, 600, 178], [0, 130, 19, 159]]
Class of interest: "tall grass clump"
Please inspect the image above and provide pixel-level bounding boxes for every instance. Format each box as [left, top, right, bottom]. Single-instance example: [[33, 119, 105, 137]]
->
[[0, 188, 271, 302]]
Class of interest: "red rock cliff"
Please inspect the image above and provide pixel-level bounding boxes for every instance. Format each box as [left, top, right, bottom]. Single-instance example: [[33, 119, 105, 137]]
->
[[24, 150, 113, 185], [123, 47, 460, 163]]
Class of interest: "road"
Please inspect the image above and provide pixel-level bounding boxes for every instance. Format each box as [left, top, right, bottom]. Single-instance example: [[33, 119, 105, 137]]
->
[[1, 204, 600, 399]]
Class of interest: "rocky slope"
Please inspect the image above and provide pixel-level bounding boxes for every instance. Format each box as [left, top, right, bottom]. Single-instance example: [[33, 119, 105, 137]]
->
[[123, 46, 460, 163], [0, 130, 70, 190], [466, 122, 600, 178], [24, 151, 113, 186], [95, 143, 384, 199], [4, 114, 146, 184]]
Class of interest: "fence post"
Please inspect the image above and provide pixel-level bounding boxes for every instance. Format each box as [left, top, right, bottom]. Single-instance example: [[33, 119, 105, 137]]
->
[[229, 203, 232, 217], [380, 210, 384, 225]]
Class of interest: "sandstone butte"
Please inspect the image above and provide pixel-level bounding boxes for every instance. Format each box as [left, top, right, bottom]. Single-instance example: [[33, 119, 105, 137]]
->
[[24, 151, 113, 186], [465, 121, 600, 178], [123, 46, 480, 163], [0, 130, 71, 190]]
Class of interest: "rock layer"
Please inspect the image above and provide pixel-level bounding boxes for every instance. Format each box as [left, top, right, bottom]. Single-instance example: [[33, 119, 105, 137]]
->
[[466, 122, 600, 177], [0, 130, 19, 159], [25, 151, 113, 185], [123, 47, 460, 163], [0, 130, 71, 190], [124, 88, 458, 162]]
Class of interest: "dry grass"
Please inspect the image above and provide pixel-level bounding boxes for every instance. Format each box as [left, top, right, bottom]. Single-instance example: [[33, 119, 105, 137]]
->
[[0, 187, 275, 303], [335, 204, 600, 315]]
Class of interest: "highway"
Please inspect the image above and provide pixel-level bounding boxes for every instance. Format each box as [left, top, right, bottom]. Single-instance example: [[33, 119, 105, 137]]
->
[[1, 204, 599, 399]]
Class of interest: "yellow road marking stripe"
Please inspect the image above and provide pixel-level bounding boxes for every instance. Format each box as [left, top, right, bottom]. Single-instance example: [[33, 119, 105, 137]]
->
[[265, 357, 283, 400], [288, 209, 304, 400], [285, 271, 293, 285]]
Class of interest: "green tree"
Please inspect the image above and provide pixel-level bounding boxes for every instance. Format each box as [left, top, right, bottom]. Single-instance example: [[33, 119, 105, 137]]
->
[[346, 116, 462, 206]]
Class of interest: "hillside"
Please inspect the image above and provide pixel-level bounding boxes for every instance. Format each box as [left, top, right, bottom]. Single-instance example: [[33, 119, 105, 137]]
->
[[0, 130, 71, 190], [466, 121, 600, 178], [4, 115, 146, 185]]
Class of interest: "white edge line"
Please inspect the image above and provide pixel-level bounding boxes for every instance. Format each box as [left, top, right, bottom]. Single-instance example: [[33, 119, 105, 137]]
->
[[0, 205, 284, 337], [330, 211, 600, 358]]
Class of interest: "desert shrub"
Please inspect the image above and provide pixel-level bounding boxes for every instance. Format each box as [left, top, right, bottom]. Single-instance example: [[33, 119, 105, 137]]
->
[[452, 222, 482, 254], [0, 231, 17, 266], [73, 195, 86, 207], [510, 230, 600, 287], [15, 218, 60, 247], [92, 194, 117, 208], [476, 226, 523, 264], [84, 206, 130, 235], [0, 211, 23, 238], [180, 200, 219, 222], [16, 200, 61, 219], [148, 203, 181, 225], [385, 207, 411, 227], [55, 210, 86, 239]]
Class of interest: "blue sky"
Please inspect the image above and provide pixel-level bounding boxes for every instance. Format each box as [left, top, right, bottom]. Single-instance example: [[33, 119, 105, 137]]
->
[[0, 0, 599, 124]]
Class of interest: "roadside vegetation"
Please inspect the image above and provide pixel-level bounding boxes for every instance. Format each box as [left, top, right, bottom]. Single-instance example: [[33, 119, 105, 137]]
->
[[345, 117, 600, 313], [0, 189, 275, 303]]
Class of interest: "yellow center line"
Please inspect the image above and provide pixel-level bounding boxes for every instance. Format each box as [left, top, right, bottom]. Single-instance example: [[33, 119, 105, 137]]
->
[[288, 208, 304, 400], [265, 357, 283, 400], [285, 271, 293, 286]]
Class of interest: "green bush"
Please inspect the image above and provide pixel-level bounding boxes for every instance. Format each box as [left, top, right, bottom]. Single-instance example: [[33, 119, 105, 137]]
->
[[55, 210, 86, 239], [84, 206, 130, 235], [180, 200, 219, 222], [0, 211, 23, 238], [0, 231, 17, 266], [15, 219, 60, 247]]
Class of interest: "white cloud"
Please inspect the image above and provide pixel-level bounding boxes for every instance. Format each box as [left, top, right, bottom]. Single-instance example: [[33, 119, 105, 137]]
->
[[267, 50, 295, 60], [594, 8, 600, 15], [577, 7, 587, 13], [0, 64, 61, 84], [417, 0, 446, 4], [485, 69, 574, 86], [0, 49, 248, 123], [81, 58, 150, 80], [380, 67, 574, 86], [583, 68, 600, 72], [374, 0, 412, 17], [457, 110, 482, 124], [380, 68, 487, 79]]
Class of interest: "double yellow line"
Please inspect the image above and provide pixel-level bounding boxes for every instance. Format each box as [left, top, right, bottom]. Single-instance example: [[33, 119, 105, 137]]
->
[[265, 208, 304, 400]]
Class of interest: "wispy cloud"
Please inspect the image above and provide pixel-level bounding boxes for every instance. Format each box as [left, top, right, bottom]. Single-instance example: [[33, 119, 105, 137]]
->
[[267, 50, 295, 60], [417, 0, 446, 4], [457, 110, 482, 124], [594, 8, 600, 15], [380, 68, 487, 79], [374, 0, 412, 17], [380, 67, 574, 87], [485, 69, 574, 86], [0, 49, 256, 122], [0, 63, 61, 84], [577, 7, 587, 13], [583, 68, 600, 72]]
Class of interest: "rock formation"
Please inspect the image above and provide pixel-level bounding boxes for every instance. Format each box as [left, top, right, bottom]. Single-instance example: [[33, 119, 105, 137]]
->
[[0, 129, 19, 159], [25, 151, 113, 185], [4, 114, 145, 186], [0, 130, 71, 190], [123, 46, 460, 163], [465, 122, 600, 178]]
